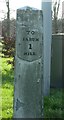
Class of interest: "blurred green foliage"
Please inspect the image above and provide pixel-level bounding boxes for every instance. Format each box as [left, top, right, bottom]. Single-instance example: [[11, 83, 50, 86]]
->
[[2, 57, 14, 118]]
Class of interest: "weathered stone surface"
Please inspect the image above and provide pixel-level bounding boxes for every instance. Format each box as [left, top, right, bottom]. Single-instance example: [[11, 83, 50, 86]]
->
[[14, 57, 43, 118], [14, 6, 43, 118], [16, 6, 43, 62]]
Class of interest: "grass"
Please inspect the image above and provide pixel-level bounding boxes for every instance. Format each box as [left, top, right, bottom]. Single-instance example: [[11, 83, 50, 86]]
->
[[2, 84, 13, 118], [2, 57, 14, 118], [44, 89, 64, 118], [0, 56, 64, 118]]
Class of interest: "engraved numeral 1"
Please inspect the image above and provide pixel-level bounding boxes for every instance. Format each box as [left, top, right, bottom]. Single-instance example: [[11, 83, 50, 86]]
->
[[29, 44, 32, 49]]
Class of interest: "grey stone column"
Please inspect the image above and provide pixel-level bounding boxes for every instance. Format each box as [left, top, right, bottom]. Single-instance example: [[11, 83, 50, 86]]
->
[[13, 6, 43, 118], [42, 2, 52, 96]]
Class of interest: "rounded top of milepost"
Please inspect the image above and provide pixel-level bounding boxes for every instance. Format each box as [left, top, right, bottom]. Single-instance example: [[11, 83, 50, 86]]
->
[[17, 6, 40, 11]]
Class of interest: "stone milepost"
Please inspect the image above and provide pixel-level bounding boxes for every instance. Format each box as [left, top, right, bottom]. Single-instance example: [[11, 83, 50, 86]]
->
[[13, 6, 43, 118]]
